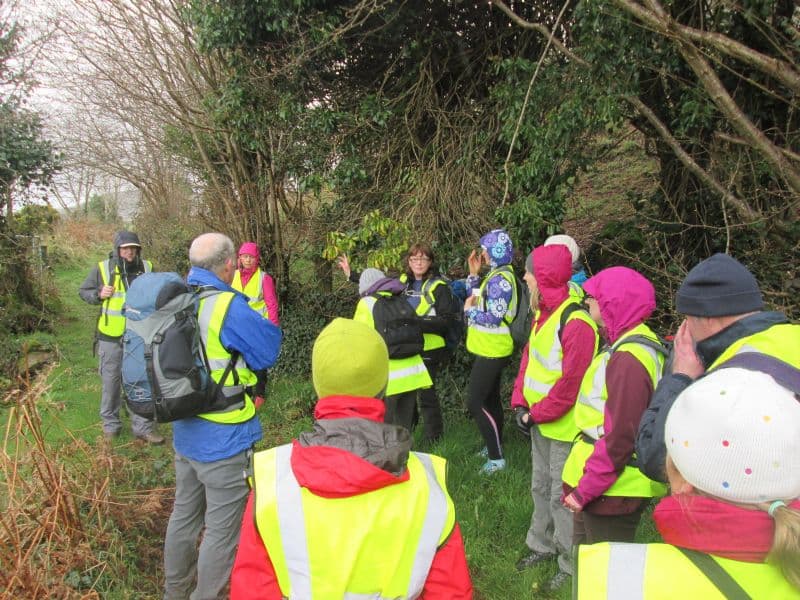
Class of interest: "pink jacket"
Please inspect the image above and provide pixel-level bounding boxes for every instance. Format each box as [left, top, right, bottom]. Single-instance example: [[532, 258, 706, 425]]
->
[[237, 242, 280, 326], [510, 245, 597, 424], [564, 267, 658, 510]]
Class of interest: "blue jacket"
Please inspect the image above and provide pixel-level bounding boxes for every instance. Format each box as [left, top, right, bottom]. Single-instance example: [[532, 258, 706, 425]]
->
[[172, 267, 282, 462]]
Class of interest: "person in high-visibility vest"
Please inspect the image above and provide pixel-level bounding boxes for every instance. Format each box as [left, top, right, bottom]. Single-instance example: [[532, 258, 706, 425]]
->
[[637, 253, 800, 483], [78, 230, 162, 443], [510, 244, 598, 591], [463, 229, 519, 474], [163, 233, 282, 600], [353, 268, 433, 433], [231, 241, 280, 407], [231, 241, 280, 325], [230, 318, 473, 599], [337, 244, 462, 443], [543, 234, 587, 301], [399, 242, 462, 443], [561, 267, 668, 549], [576, 367, 800, 599]]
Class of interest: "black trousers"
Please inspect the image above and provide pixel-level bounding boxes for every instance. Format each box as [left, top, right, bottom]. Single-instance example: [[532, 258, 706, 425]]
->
[[572, 503, 647, 545], [467, 355, 511, 460], [414, 356, 444, 442]]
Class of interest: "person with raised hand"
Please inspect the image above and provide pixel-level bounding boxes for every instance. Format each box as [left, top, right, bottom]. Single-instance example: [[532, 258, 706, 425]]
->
[[463, 229, 518, 474]]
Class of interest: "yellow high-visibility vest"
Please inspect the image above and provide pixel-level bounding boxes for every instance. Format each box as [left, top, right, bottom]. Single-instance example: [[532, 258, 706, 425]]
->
[[568, 280, 585, 301], [562, 323, 667, 498], [353, 294, 432, 396], [522, 298, 598, 441], [575, 542, 798, 599], [709, 323, 800, 370], [232, 268, 270, 320], [252, 444, 456, 599], [196, 291, 256, 423], [97, 258, 152, 337], [465, 266, 517, 358], [399, 274, 447, 352]]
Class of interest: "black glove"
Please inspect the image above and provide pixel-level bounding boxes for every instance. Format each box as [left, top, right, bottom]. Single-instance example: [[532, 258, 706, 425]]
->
[[514, 406, 532, 437]]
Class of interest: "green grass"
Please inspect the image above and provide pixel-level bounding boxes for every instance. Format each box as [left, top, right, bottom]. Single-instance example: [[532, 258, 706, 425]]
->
[[7, 254, 661, 599]]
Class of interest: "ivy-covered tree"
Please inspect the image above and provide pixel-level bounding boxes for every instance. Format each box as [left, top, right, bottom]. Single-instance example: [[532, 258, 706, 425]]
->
[[188, 0, 596, 252], [0, 8, 59, 227], [0, 3, 60, 338]]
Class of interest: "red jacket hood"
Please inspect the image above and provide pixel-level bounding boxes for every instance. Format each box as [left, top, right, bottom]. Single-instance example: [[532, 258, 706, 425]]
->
[[584, 267, 656, 342], [531, 245, 571, 309], [290, 396, 411, 498]]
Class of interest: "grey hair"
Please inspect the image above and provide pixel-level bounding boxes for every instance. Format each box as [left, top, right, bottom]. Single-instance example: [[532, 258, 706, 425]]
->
[[189, 233, 235, 275]]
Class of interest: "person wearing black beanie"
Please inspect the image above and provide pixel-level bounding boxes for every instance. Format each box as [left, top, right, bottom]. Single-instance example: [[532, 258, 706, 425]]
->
[[636, 253, 799, 483]]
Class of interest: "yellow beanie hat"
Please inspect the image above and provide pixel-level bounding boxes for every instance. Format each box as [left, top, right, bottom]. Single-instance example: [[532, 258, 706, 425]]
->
[[312, 318, 389, 399]]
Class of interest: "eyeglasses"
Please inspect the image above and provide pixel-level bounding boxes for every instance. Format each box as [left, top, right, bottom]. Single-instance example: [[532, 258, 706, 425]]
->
[[409, 256, 431, 263]]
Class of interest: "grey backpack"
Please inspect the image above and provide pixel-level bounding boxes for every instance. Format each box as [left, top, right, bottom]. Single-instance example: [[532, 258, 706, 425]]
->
[[122, 272, 238, 422]]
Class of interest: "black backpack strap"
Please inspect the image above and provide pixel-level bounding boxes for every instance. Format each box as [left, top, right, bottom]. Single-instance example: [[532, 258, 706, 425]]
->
[[612, 334, 669, 358], [557, 302, 586, 342], [713, 352, 800, 395], [193, 287, 243, 405], [677, 548, 752, 600]]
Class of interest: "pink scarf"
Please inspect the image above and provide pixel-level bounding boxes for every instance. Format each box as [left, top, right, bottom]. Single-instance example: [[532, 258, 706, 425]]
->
[[237, 262, 257, 287], [654, 494, 800, 562]]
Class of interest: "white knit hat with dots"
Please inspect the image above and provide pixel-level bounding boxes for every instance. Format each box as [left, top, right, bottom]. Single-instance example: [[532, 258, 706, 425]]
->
[[665, 367, 800, 504]]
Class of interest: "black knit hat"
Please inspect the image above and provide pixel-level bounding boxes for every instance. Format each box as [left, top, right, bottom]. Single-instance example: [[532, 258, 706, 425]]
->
[[676, 253, 763, 317]]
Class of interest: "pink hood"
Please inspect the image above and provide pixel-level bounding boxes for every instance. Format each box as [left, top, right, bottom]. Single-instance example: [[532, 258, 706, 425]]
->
[[583, 266, 655, 342], [238, 241, 259, 258], [238, 242, 259, 278], [531, 245, 571, 309]]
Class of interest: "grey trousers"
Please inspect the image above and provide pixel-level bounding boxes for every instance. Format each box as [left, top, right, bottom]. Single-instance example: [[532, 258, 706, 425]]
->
[[526, 426, 574, 575], [163, 450, 251, 600], [97, 338, 154, 436]]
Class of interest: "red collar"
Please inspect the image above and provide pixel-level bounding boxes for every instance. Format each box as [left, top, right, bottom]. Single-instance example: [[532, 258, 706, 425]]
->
[[654, 495, 800, 562], [313, 395, 386, 422]]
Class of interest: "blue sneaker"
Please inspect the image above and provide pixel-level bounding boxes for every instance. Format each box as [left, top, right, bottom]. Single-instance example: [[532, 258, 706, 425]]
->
[[480, 458, 506, 474]]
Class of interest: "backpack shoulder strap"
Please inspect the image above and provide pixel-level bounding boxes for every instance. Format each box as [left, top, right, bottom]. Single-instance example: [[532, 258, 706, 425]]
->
[[557, 302, 588, 342], [612, 334, 669, 358], [713, 352, 800, 395], [676, 548, 752, 600]]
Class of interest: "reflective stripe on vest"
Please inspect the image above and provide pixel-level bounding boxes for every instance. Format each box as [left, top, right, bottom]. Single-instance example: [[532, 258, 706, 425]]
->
[[575, 542, 797, 599], [353, 296, 432, 396], [466, 266, 517, 358], [196, 291, 256, 424], [252, 444, 456, 599], [399, 274, 447, 352], [97, 259, 152, 337], [522, 298, 598, 441], [709, 323, 800, 371], [232, 268, 269, 320], [574, 324, 663, 440], [563, 324, 667, 498]]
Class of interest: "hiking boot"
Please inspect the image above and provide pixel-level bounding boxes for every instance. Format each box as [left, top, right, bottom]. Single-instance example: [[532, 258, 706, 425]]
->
[[137, 432, 165, 445], [516, 550, 556, 571], [545, 570, 571, 592], [479, 458, 506, 474]]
